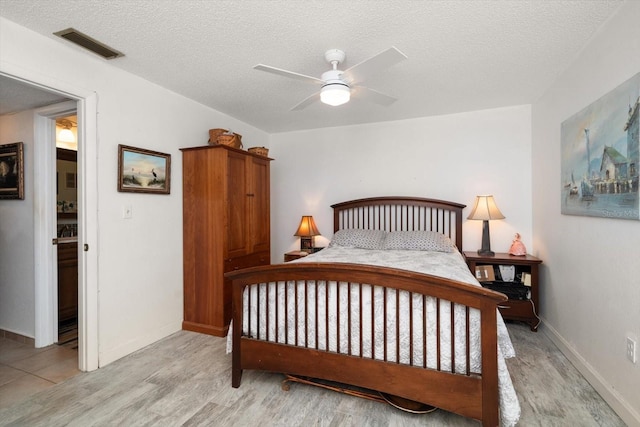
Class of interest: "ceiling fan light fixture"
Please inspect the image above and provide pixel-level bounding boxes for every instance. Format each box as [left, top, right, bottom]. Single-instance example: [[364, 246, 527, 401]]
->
[[254, 47, 406, 110], [320, 83, 350, 106]]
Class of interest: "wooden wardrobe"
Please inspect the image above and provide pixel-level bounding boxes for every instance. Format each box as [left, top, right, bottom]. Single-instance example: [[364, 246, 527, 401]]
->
[[181, 144, 272, 337]]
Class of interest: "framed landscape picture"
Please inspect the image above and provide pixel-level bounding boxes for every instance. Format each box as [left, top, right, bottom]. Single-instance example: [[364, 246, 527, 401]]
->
[[561, 72, 639, 220], [117, 144, 171, 194], [0, 142, 24, 200]]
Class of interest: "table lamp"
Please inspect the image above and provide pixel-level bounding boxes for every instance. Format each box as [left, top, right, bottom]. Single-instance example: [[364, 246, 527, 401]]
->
[[294, 215, 321, 253], [467, 195, 504, 256]]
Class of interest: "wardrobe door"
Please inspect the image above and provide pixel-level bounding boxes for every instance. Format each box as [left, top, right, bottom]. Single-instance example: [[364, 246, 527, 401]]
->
[[182, 146, 226, 336], [248, 156, 270, 255], [226, 151, 249, 258]]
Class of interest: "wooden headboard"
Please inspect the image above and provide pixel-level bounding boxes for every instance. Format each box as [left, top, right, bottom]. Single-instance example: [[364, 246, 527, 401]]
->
[[331, 196, 466, 250]]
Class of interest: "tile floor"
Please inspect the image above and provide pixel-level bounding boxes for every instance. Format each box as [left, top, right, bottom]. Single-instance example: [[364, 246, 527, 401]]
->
[[0, 337, 80, 410]]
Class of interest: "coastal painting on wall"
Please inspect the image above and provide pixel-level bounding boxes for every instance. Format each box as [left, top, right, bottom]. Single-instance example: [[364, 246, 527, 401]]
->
[[0, 142, 24, 200], [117, 144, 171, 194], [561, 72, 640, 220]]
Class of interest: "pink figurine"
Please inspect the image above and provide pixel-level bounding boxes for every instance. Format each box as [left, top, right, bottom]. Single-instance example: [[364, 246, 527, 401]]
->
[[509, 233, 527, 256]]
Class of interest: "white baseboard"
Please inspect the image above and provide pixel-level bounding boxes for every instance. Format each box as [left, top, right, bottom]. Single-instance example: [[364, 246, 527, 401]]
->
[[98, 320, 182, 367], [541, 320, 640, 427]]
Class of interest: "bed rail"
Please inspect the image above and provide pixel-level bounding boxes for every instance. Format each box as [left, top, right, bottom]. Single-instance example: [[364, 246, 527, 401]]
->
[[227, 262, 507, 426]]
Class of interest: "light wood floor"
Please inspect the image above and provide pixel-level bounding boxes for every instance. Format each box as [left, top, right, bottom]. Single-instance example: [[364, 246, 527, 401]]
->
[[0, 323, 625, 426]]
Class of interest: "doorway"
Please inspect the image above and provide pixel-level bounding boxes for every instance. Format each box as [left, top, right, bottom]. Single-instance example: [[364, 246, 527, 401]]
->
[[1, 72, 99, 371]]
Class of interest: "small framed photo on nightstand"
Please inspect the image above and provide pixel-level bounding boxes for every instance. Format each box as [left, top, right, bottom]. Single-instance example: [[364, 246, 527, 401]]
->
[[475, 265, 495, 282]]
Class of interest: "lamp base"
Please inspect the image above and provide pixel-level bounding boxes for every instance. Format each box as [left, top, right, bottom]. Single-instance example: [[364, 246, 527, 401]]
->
[[478, 220, 494, 257], [477, 249, 495, 257], [300, 236, 313, 253]]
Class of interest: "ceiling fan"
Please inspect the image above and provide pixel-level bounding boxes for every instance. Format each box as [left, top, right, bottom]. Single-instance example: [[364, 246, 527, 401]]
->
[[254, 47, 407, 110]]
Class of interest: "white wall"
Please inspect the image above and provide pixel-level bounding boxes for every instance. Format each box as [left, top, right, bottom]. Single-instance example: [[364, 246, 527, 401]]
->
[[531, 2, 640, 425], [0, 111, 35, 336], [0, 17, 269, 365], [270, 105, 533, 261]]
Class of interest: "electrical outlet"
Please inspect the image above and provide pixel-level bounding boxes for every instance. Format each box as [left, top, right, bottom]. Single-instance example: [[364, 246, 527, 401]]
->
[[627, 337, 637, 364], [122, 205, 133, 219]]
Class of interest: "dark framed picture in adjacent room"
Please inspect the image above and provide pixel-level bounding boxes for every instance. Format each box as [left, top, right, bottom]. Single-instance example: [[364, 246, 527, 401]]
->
[[0, 141, 24, 200], [117, 144, 171, 194]]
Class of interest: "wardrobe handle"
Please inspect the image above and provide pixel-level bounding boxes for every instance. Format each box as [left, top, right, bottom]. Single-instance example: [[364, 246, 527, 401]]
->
[[246, 193, 255, 197]]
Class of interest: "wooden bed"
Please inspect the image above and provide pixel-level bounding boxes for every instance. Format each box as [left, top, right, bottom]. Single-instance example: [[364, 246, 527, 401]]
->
[[225, 197, 509, 426]]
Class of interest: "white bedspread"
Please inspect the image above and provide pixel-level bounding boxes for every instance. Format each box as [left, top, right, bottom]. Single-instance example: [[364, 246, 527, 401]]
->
[[227, 247, 520, 426]]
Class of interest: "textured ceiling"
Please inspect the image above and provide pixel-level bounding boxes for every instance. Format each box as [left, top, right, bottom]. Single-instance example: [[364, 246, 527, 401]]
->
[[0, 0, 624, 133], [0, 76, 70, 115]]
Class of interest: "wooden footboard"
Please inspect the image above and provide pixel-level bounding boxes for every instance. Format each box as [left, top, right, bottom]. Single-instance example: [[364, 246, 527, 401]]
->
[[226, 262, 507, 426]]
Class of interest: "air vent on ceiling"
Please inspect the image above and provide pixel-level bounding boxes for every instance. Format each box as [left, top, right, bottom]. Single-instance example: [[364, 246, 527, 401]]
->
[[54, 28, 124, 60]]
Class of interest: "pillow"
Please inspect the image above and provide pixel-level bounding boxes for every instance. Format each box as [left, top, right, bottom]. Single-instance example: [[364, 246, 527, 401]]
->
[[382, 230, 456, 253], [329, 229, 388, 250]]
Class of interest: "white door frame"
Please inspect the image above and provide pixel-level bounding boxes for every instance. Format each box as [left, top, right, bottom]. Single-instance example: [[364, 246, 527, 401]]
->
[[1, 70, 99, 371]]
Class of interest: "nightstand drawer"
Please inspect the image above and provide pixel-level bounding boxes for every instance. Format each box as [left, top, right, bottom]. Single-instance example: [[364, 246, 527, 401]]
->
[[284, 251, 309, 262], [498, 299, 536, 320], [224, 251, 270, 272]]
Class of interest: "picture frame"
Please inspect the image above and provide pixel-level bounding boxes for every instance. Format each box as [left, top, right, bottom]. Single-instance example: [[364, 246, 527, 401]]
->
[[117, 144, 171, 194], [475, 265, 495, 282], [561, 72, 639, 220], [0, 142, 24, 200]]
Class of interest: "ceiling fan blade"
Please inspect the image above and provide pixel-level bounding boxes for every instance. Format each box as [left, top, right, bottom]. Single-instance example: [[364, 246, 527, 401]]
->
[[342, 46, 407, 85], [254, 64, 324, 85], [354, 86, 398, 106], [291, 91, 320, 111]]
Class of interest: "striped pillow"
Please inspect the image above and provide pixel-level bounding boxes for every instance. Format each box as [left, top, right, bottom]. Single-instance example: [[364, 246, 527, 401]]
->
[[382, 230, 456, 252], [329, 229, 387, 250]]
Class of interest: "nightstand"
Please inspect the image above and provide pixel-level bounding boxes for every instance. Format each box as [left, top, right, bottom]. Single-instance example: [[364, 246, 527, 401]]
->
[[284, 248, 324, 262], [464, 252, 543, 331], [284, 251, 309, 262]]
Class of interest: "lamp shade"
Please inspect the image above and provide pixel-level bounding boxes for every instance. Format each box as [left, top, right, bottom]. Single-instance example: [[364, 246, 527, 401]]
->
[[467, 195, 505, 221], [320, 83, 350, 106], [294, 216, 321, 237]]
